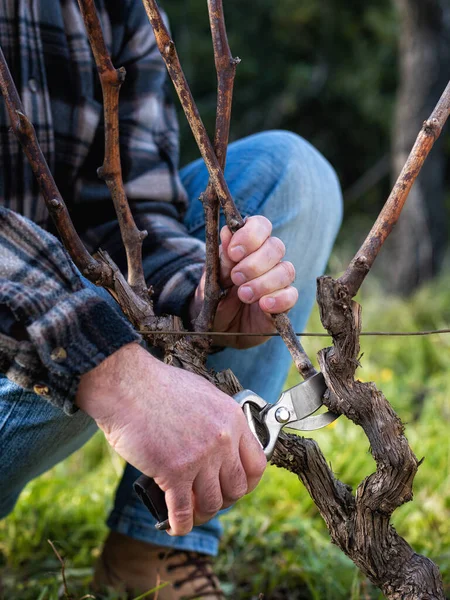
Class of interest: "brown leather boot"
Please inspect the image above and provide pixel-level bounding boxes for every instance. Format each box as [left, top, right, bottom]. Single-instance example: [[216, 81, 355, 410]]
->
[[92, 531, 225, 599]]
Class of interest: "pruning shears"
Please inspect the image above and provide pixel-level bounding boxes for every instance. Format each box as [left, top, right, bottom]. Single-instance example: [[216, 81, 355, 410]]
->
[[134, 372, 338, 530], [235, 372, 338, 459]]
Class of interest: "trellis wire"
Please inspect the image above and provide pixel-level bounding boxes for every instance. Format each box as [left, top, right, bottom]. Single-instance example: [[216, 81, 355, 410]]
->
[[138, 328, 450, 338]]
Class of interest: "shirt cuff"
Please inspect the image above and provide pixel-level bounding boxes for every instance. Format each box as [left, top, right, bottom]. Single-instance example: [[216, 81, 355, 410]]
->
[[27, 288, 141, 414], [155, 262, 205, 326]]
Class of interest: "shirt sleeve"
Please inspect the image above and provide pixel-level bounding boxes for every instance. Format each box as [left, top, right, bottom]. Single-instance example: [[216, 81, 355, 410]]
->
[[0, 207, 141, 414], [74, 0, 206, 325]]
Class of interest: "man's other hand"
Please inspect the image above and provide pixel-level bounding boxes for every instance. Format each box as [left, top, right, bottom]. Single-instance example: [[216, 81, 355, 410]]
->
[[191, 216, 297, 348], [76, 343, 266, 536]]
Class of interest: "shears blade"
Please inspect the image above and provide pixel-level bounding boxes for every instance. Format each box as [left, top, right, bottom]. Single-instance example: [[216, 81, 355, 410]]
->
[[279, 372, 327, 422], [287, 410, 338, 432], [280, 372, 338, 432]]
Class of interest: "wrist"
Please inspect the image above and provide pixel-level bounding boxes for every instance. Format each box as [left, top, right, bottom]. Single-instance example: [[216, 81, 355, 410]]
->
[[75, 342, 155, 422]]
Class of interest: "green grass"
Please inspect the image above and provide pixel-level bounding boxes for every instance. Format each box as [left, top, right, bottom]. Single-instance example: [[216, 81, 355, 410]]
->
[[1, 279, 449, 599]]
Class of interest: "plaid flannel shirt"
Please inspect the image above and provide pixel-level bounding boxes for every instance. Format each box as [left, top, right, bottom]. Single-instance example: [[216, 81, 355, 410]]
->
[[0, 0, 206, 413]]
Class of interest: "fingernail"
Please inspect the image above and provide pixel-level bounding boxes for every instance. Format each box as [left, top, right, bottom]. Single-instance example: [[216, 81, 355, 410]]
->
[[240, 286, 254, 302], [264, 297, 276, 309], [229, 245, 245, 262], [232, 271, 246, 286]]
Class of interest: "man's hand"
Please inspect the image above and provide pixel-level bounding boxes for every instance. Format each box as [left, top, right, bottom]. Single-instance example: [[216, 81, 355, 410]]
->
[[76, 343, 266, 536], [191, 216, 297, 348]]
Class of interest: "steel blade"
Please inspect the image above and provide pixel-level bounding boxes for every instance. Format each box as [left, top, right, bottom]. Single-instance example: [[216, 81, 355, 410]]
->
[[286, 411, 339, 432], [280, 372, 327, 422]]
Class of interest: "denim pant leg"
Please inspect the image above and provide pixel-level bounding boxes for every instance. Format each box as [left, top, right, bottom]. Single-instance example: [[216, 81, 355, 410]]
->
[[107, 131, 342, 556], [0, 377, 97, 519]]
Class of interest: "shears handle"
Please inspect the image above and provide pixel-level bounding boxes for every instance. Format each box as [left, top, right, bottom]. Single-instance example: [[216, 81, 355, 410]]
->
[[234, 390, 283, 460], [133, 475, 170, 531]]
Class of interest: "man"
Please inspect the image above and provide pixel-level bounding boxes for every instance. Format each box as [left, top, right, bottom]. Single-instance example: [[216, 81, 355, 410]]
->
[[0, 0, 342, 598]]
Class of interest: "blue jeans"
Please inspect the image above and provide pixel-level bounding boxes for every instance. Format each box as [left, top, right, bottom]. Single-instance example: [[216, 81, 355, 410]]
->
[[0, 131, 342, 556]]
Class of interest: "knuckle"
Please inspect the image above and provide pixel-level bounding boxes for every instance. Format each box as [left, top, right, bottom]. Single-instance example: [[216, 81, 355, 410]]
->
[[246, 437, 268, 475], [206, 502, 223, 516], [271, 237, 286, 258], [224, 462, 249, 501], [227, 481, 248, 502], [276, 286, 298, 311], [200, 492, 223, 516], [230, 401, 246, 422], [217, 428, 233, 447], [171, 457, 192, 476], [254, 453, 267, 477], [247, 474, 264, 494], [104, 427, 120, 451], [172, 506, 194, 525], [246, 462, 266, 493], [260, 216, 273, 234], [247, 216, 272, 242], [249, 214, 271, 229], [281, 261, 295, 281]]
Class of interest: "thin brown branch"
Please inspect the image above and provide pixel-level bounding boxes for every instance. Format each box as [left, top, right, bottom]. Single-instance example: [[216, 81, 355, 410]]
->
[[48, 540, 72, 599], [141, 0, 244, 232], [271, 313, 317, 379], [194, 191, 221, 333], [77, 0, 149, 300], [95, 249, 172, 340], [207, 0, 240, 169], [154, 572, 162, 600], [340, 80, 450, 298], [195, 0, 239, 333], [0, 45, 111, 287]]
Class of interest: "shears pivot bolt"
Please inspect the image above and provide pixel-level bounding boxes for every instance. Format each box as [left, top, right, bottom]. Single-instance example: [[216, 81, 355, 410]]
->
[[275, 407, 291, 424]]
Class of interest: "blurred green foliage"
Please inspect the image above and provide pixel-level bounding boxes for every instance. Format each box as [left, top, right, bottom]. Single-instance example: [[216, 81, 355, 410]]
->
[[167, 0, 399, 221]]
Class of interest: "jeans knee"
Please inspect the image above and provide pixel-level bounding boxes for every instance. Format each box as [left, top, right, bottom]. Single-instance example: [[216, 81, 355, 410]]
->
[[281, 132, 340, 216], [246, 130, 305, 173], [0, 490, 19, 520], [255, 130, 342, 236]]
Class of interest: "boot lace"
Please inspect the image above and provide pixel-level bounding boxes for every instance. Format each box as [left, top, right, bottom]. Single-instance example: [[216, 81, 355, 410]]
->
[[163, 550, 224, 599]]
